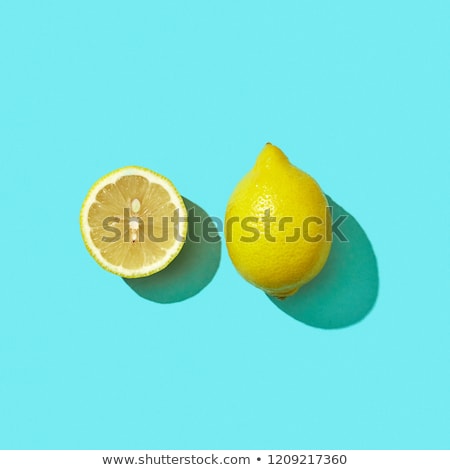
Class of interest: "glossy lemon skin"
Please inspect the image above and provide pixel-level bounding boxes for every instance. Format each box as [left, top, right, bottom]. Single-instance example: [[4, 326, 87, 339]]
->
[[225, 144, 332, 298]]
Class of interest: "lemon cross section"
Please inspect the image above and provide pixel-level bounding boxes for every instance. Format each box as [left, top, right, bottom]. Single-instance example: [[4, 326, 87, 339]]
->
[[80, 166, 187, 278]]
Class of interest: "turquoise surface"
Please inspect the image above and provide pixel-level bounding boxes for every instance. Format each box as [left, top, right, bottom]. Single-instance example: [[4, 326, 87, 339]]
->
[[1, 0, 449, 449]]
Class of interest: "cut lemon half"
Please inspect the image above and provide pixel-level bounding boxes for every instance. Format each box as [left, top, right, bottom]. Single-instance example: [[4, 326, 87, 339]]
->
[[80, 166, 188, 278]]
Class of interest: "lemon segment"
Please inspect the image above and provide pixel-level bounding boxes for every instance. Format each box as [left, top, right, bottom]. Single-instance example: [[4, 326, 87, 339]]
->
[[225, 143, 332, 298], [80, 166, 187, 278]]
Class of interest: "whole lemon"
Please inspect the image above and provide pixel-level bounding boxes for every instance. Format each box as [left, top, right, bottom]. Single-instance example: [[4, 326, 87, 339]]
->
[[225, 143, 332, 298]]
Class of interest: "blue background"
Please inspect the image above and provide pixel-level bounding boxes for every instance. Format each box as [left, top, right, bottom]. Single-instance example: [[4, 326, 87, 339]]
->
[[1, 0, 449, 449]]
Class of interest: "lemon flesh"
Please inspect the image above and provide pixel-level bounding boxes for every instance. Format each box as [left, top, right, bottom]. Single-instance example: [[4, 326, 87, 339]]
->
[[225, 144, 332, 298], [80, 166, 187, 278]]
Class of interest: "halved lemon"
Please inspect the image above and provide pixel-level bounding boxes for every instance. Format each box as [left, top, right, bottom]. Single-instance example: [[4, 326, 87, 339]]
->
[[80, 166, 188, 278]]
